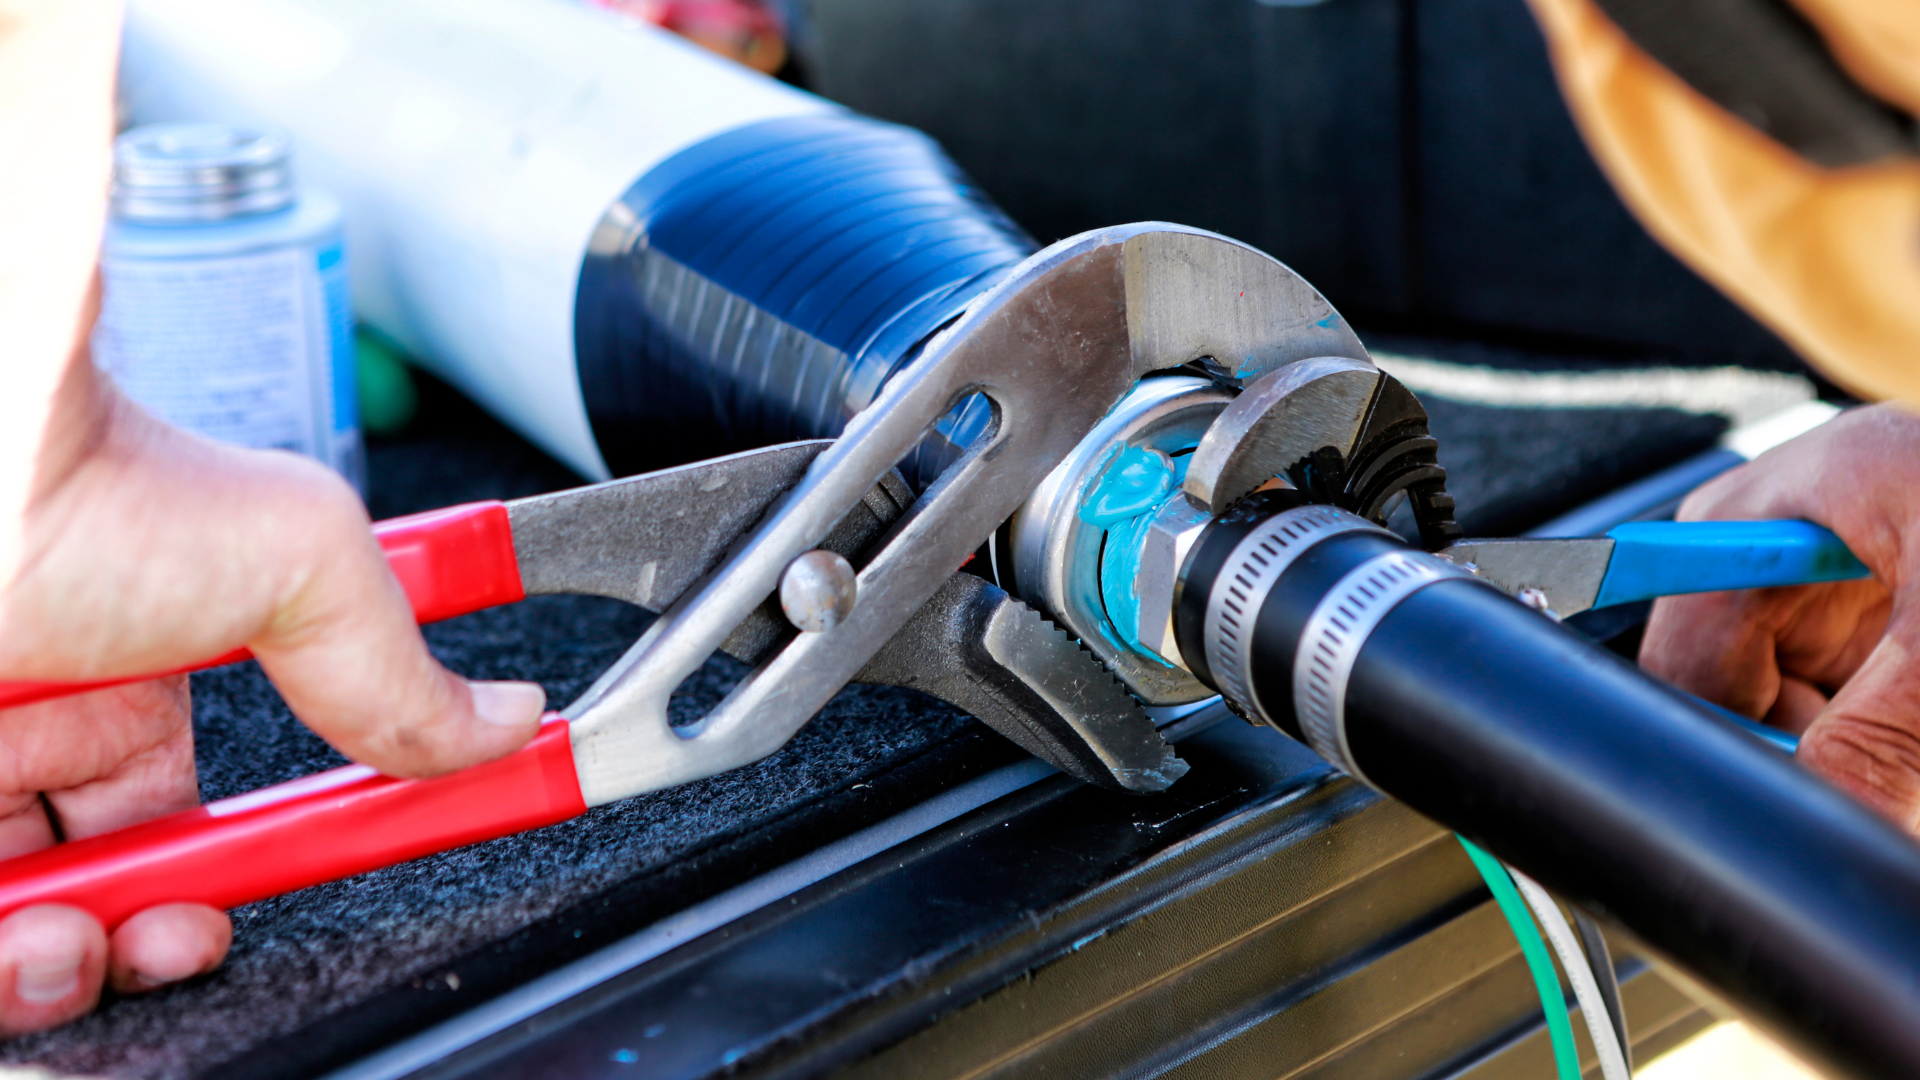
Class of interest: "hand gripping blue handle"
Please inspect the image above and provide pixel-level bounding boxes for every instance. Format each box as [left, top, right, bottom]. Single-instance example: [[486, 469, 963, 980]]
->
[[1593, 520, 1870, 610]]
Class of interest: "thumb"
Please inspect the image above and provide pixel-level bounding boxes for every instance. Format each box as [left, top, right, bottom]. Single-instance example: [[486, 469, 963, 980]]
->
[[249, 471, 545, 779], [1798, 611, 1920, 833], [2, 379, 545, 780]]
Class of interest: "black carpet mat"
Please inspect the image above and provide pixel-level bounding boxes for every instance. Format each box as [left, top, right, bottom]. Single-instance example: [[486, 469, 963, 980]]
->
[[1430, 397, 1725, 536], [0, 347, 1780, 1078]]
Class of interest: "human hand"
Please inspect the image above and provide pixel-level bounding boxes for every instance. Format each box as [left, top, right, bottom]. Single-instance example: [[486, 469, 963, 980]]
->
[[0, 310, 547, 1034], [1641, 404, 1920, 832]]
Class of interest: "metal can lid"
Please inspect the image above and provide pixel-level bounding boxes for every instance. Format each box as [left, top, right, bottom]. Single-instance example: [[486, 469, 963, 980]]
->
[[111, 124, 296, 223]]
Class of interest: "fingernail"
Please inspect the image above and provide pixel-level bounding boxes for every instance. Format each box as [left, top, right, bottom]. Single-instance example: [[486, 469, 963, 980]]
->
[[123, 964, 193, 993], [15, 959, 80, 1004], [468, 681, 545, 728], [127, 953, 208, 993]]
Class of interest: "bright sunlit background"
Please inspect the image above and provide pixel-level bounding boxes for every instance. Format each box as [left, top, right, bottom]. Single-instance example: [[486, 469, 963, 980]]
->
[[1643, 1021, 1826, 1080]]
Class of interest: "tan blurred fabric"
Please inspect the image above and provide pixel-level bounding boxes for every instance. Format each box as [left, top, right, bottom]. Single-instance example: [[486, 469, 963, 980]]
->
[[1525, 0, 1920, 404]]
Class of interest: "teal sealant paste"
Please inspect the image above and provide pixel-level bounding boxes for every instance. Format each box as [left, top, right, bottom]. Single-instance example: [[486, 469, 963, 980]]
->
[[1078, 444, 1189, 662]]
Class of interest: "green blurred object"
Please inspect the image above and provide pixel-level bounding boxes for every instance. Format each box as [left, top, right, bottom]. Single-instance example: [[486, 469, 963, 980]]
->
[[353, 326, 418, 435]]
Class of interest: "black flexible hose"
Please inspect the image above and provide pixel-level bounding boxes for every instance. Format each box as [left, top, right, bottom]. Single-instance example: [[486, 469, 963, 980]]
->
[[1178, 515, 1920, 1080]]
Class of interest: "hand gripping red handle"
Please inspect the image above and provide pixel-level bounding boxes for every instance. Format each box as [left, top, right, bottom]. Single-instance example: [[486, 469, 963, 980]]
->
[[0, 717, 585, 927], [0, 501, 526, 710]]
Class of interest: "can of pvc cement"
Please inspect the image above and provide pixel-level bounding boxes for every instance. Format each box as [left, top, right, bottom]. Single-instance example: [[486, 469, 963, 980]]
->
[[93, 124, 364, 491]]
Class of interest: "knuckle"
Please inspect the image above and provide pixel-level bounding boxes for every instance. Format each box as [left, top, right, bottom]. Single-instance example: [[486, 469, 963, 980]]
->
[[251, 454, 368, 553], [261, 509, 390, 643], [1673, 482, 1730, 523], [1822, 714, 1920, 769], [356, 722, 448, 778], [1674, 461, 1765, 521], [1640, 594, 1752, 680], [1807, 713, 1920, 814], [299, 485, 375, 558]]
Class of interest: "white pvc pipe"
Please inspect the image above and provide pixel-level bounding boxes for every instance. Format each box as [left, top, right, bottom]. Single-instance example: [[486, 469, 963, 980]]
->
[[120, 0, 831, 479]]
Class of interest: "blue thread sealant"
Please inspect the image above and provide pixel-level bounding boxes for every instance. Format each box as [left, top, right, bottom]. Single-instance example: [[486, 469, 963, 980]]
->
[[1077, 444, 1190, 663], [1079, 445, 1176, 529]]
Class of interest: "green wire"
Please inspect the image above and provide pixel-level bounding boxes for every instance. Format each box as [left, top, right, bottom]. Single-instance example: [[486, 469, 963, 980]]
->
[[1458, 835, 1582, 1080]]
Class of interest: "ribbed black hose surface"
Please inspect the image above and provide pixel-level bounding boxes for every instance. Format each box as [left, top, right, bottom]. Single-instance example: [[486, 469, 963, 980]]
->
[[1208, 527, 1920, 1079], [575, 112, 1035, 479]]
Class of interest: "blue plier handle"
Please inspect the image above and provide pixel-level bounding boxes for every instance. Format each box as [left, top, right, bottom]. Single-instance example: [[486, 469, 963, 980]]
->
[[1593, 520, 1869, 608], [1439, 520, 1869, 755]]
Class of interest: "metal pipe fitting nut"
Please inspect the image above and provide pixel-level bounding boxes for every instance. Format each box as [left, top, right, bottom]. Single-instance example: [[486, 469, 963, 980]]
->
[[1007, 376, 1228, 705], [1132, 495, 1212, 669]]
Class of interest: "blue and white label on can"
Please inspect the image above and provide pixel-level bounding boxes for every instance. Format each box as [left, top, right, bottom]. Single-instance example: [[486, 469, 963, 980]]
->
[[316, 239, 364, 487], [92, 238, 363, 491]]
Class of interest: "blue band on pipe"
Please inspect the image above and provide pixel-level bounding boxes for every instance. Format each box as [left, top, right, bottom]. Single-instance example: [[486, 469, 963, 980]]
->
[[575, 113, 1036, 475], [1593, 519, 1869, 609], [628, 116, 1030, 355]]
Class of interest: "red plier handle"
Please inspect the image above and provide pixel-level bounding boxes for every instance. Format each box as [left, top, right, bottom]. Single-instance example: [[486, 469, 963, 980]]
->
[[0, 718, 585, 928], [0, 502, 527, 710], [0, 502, 588, 928]]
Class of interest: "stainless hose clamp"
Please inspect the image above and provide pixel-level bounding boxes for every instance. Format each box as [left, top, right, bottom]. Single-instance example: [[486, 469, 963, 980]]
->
[[1201, 505, 1386, 718], [1293, 550, 1471, 785]]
